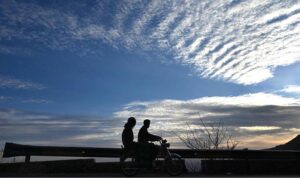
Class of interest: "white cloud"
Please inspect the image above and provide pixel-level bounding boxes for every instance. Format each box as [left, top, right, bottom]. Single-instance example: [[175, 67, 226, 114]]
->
[[1, 0, 300, 85], [114, 92, 300, 126], [0, 76, 45, 90], [115, 93, 300, 119], [114, 93, 300, 129], [239, 126, 281, 132], [281, 85, 300, 94], [290, 128, 300, 132], [114, 93, 300, 121], [193, 92, 300, 106]]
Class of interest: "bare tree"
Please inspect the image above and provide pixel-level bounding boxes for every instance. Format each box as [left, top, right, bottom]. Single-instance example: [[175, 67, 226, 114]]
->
[[178, 119, 239, 150], [177, 118, 239, 173]]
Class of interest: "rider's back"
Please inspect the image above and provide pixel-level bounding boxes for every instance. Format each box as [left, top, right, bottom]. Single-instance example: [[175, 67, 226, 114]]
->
[[122, 124, 134, 148]]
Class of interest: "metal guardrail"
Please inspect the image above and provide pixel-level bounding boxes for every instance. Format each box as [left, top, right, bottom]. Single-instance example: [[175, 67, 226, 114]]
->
[[3, 142, 300, 163]]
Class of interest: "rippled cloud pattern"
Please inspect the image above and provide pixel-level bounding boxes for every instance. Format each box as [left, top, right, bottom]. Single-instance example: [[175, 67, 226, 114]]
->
[[1, 0, 300, 85]]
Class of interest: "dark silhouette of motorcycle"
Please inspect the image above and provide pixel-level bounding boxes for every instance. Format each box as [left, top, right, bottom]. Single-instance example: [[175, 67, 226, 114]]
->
[[120, 139, 184, 176]]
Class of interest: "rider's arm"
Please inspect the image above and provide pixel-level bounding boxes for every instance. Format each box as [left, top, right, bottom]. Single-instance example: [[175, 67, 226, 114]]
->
[[146, 130, 162, 142]]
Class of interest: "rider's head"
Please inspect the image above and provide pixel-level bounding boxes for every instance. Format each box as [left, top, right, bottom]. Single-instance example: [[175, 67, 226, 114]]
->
[[126, 117, 136, 128], [143, 119, 150, 128]]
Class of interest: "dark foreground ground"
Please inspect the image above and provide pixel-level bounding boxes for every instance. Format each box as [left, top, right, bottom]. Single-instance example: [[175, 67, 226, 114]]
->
[[1, 175, 300, 178], [1, 159, 300, 177], [2, 174, 300, 178]]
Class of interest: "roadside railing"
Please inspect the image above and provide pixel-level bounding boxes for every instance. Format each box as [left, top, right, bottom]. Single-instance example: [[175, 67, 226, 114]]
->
[[3, 142, 300, 163]]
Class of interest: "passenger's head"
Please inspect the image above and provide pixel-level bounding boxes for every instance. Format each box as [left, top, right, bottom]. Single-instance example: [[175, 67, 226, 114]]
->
[[143, 119, 150, 128], [125, 117, 136, 128]]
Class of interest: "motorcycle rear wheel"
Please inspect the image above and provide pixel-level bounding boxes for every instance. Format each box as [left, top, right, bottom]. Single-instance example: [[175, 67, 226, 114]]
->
[[120, 155, 140, 177]]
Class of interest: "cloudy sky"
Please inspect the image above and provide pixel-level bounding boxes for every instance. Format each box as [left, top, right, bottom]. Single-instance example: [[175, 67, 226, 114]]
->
[[1, 0, 300, 150]]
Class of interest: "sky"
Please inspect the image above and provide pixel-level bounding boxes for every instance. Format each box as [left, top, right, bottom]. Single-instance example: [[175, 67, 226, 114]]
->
[[1, 0, 300, 151]]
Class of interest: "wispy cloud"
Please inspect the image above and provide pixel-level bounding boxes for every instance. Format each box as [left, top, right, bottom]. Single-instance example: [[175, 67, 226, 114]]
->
[[1, 0, 300, 85], [0, 108, 123, 148], [0, 75, 45, 90], [0, 44, 32, 56], [0, 96, 11, 101], [21, 99, 49, 104], [0, 96, 49, 104]]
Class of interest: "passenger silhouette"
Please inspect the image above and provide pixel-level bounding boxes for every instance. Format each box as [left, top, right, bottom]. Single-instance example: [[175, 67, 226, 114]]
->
[[122, 117, 137, 150], [138, 119, 162, 166]]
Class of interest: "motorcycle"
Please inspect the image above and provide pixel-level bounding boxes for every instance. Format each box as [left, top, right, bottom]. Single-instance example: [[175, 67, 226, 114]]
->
[[120, 139, 184, 176]]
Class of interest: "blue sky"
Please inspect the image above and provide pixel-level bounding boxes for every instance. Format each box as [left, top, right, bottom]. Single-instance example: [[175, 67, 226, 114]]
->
[[1, 0, 300, 151]]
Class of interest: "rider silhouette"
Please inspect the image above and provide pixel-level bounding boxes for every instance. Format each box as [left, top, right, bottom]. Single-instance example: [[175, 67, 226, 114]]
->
[[138, 119, 162, 143], [138, 119, 162, 166]]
